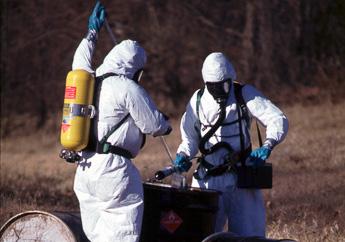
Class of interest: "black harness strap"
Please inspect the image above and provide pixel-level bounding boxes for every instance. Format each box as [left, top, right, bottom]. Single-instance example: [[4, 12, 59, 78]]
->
[[195, 146, 252, 179], [85, 73, 119, 151], [96, 72, 119, 82], [233, 82, 250, 126], [193, 82, 255, 179], [196, 82, 250, 154], [200, 118, 241, 132], [234, 82, 262, 157], [234, 83, 249, 165], [85, 72, 133, 159], [196, 88, 204, 125], [96, 141, 133, 159], [194, 87, 205, 137]]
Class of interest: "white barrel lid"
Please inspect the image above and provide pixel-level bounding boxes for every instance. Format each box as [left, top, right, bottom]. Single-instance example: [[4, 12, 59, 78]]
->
[[0, 210, 77, 242]]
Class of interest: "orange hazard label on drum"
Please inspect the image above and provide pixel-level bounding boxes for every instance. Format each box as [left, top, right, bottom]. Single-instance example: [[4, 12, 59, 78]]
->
[[61, 123, 71, 133], [65, 86, 76, 99], [160, 210, 183, 234]]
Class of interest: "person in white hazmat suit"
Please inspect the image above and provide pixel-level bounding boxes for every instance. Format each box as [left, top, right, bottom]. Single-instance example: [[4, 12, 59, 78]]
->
[[172, 52, 288, 237], [72, 2, 172, 242]]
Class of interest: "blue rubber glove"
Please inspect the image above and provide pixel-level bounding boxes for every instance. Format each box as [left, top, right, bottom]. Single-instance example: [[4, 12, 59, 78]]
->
[[249, 146, 271, 167], [173, 153, 192, 172], [88, 1, 106, 32]]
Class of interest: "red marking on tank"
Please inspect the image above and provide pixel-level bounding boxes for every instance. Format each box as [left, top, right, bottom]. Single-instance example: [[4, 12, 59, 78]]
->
[[65, 86, 76, 99], [160, 210, 183, 234], [61, 123, 71, 133]]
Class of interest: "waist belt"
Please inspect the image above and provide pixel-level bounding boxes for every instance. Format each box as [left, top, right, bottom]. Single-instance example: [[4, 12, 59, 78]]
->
[[91, 142, 133, 159], [193, 146, 251, 180]]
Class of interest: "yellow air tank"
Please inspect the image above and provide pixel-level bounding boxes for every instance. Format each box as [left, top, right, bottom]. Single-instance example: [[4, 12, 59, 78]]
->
[[60, 70, 95, 151]]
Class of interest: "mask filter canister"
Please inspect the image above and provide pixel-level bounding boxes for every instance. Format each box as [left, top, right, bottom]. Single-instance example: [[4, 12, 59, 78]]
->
[[206, 79, 231, 103]]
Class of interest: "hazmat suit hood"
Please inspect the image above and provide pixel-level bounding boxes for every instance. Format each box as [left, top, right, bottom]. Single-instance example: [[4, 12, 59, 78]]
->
[[202, 52, 237, 83], [202, 52, 237, 103], [97, 39, 147, 80]]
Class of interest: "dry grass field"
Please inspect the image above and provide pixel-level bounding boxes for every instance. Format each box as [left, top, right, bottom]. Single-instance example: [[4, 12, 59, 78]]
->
[[1, 99, 345, 242]]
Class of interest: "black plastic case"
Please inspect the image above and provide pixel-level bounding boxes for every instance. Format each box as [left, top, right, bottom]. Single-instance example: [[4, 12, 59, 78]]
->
[[237, 163, 272, 189]]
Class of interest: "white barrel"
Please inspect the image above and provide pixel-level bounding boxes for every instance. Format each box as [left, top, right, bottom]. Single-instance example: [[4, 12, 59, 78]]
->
[[0, 210, 88, 242]]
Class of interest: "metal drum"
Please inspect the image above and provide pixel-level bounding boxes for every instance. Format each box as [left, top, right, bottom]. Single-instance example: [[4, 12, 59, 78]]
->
[[0, 183, 220, 242], [140, 182, 220, 242], [0, 211, 88, 242]]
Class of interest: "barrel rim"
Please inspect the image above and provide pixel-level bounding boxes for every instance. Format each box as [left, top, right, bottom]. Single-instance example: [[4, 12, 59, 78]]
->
[[201, 232, 298, 242], [0, 210, 77, 242], [143, 182, 222, 194]]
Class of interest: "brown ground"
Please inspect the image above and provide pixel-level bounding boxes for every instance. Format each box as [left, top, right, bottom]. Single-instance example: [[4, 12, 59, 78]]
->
[[1, 99, 345, 241]]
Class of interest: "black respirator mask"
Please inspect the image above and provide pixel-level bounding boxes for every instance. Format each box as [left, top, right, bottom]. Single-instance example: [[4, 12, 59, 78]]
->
[[206, 79, 232, 104], [133, 68, 144, 83]]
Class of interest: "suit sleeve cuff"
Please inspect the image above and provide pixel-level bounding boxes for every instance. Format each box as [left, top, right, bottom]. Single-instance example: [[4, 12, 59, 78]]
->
[[85, 29, 98, 42], [263, 138, 277, 150]]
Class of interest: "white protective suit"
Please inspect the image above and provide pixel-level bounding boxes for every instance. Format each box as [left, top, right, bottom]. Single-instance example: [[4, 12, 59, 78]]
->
[[72, 35, 171, 242], [177, 53, 288, 236]]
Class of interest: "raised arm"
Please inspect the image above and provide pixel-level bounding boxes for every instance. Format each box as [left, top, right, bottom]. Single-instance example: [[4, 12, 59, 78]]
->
[[72, 1, 106, 72]]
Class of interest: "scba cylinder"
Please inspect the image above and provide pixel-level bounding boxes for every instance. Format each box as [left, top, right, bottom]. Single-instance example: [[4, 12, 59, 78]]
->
[[60, 70, 95, 151]]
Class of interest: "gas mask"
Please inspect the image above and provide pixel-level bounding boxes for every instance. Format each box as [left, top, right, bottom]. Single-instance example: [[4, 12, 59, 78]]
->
[[206, 79, 231, 104]]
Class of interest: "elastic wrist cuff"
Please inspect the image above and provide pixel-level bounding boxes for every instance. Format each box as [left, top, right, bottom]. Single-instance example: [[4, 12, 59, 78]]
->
[[263, 139, 277, 150], [178, 152, 188, 159], [85, 29, 98, 42]]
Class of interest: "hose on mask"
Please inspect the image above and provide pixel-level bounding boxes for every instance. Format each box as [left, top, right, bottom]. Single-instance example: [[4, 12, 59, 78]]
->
[[198, 101, 234, 155]]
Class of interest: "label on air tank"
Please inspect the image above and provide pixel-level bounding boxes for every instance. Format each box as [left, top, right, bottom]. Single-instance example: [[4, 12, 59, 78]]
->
[[61, 115, 71, 133], [65, 86, 76, 99], [61, 104, 72, 133]]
